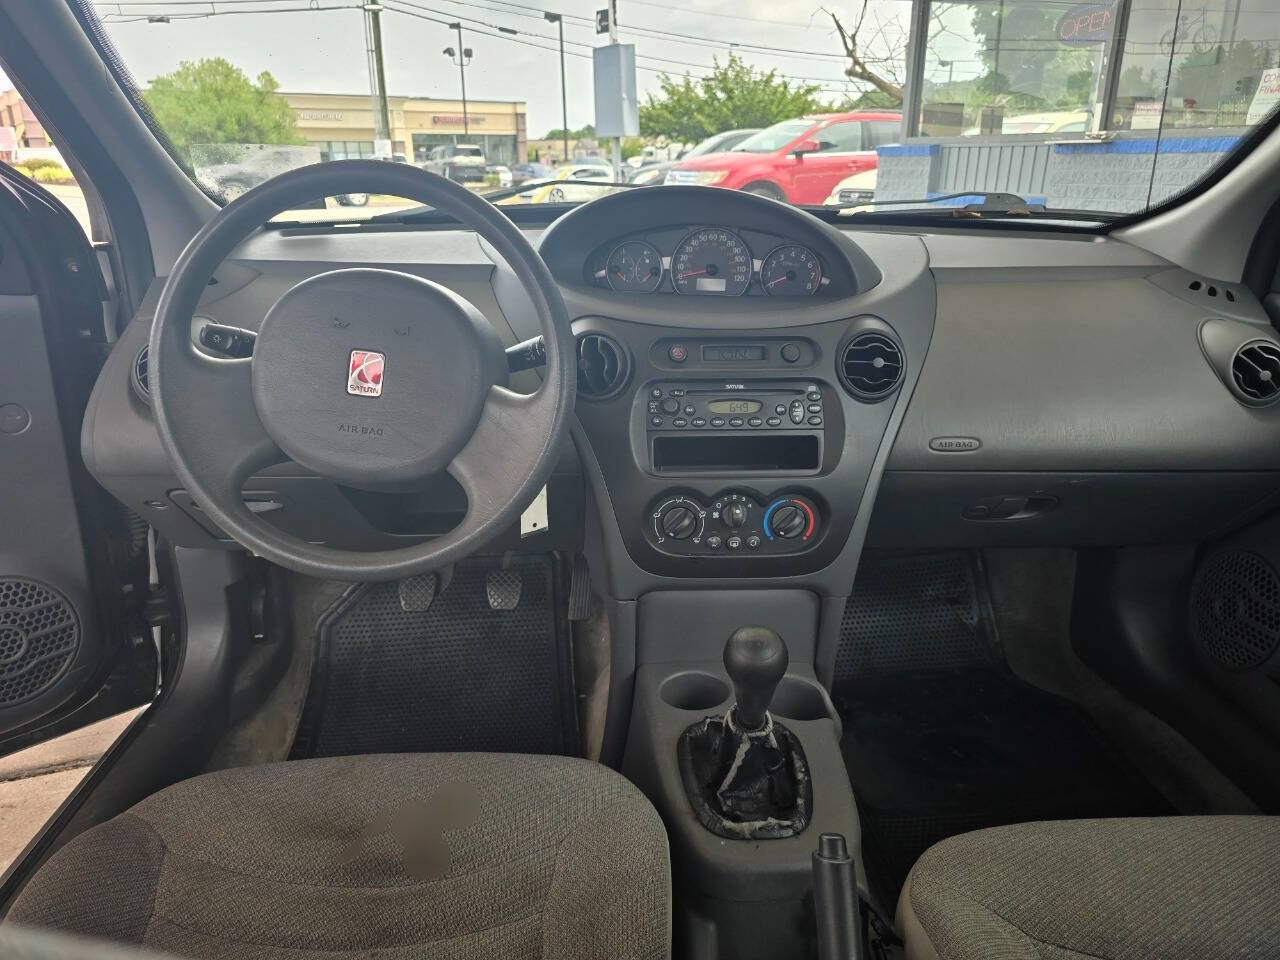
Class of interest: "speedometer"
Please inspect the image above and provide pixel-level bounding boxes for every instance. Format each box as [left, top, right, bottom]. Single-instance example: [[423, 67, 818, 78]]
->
[[671, 229, 751, 296]]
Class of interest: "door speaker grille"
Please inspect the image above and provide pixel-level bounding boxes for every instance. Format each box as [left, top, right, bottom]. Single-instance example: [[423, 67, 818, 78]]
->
[[1190, 550, 1280, 671], [0, 578, 80, 706]]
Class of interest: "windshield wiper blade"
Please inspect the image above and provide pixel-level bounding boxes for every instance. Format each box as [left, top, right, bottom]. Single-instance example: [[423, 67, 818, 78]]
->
[[368, 178, 638, 222], [838, 191, 1048, 217]]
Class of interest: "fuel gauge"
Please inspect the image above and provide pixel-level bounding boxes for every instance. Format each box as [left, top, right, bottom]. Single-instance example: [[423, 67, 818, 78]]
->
[[606, 241, 664, 293]]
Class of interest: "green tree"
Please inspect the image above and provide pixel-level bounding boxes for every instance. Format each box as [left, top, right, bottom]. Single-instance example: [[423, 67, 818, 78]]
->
[[639, 55, 826, 143], [543, 123, 595, 140], [144, 58, 303, 163]]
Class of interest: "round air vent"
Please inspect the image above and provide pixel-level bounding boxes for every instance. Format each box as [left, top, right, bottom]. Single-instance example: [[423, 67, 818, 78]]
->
[[839, 331, 904, 401], [0, 577, 81, 706], [1231, 340, 1280, 407], [131, 344, 151, 404], [1190, 550, 1280, 671], [576, 332, 630, 399]]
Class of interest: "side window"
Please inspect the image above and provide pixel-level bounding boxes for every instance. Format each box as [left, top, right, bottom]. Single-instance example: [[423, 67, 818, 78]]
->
[[865, 121, 900, 149], [815, 122, 864, 153], [0, 87, 91, 239]]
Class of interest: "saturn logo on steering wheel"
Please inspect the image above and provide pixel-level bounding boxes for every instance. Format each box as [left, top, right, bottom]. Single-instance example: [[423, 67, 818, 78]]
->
[[347, 349, 385, 397]]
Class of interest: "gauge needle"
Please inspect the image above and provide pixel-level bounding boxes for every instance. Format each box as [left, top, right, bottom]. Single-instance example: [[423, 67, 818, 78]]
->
[[678, 268, 708, 279], [766, 275, 787, 286]]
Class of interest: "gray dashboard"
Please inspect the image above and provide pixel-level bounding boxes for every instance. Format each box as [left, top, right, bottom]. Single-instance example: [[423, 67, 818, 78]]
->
[[80, 187, 1280, 601]]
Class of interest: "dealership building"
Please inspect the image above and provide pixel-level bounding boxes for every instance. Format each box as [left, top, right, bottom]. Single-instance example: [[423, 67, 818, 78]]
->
[[280, 92, 527, 166]]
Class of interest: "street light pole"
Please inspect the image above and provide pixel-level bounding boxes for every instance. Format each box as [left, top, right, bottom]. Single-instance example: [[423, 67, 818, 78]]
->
[[544, 12, 569, 164], [446, 23, 471, 138], [364, 3, 392, 157]]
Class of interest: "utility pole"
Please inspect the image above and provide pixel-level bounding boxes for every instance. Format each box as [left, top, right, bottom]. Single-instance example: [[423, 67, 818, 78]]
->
[[545, 12, 569, 164], [445, 23, 472, 138], [606, 0, 620, 176], [363, 3, 392, 158]]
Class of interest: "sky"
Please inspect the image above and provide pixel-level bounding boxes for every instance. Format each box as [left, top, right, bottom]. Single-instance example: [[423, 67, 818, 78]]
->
[[55, 0, 921, 136]]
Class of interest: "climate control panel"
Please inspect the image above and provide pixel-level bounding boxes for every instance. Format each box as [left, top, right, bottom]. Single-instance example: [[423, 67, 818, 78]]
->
[[647, 491, 820, 556]]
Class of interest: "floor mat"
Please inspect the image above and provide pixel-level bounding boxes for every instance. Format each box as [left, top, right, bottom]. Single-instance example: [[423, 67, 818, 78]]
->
[[835, 553, 1171, 911], [291, 555, 578, 759]]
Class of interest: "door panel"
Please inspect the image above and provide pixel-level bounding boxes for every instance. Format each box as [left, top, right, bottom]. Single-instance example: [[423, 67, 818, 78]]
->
[[0, 165, 145, 746]]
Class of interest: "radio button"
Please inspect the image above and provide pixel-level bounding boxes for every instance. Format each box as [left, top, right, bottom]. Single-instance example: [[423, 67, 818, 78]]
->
[[748, 416, 762, 427], [684, 404, 696, 416], [789, 399, 805, 424], [808, 415, 823, 426], [780, 343, 801, 363], [691, 417, 707, 428], [673, 417, 687, 428], [671, 388, 685, 397], [775, 404, 787, 416], [807, 390, 822, 402], [728, 417, 744, 427], [650, 416, 664, 428], [766, 416, 782, 427], [807, 403, 822, 414], [710, 417, 726, 428], [651, 388, 663, 399]]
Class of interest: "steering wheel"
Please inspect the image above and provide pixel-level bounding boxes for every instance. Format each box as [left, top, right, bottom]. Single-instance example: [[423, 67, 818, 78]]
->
[[149, 160, 575, 581]]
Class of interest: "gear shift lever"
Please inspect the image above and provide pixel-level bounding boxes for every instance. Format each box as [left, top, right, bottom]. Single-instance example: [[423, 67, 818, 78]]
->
[[723, 626, 788, 731]]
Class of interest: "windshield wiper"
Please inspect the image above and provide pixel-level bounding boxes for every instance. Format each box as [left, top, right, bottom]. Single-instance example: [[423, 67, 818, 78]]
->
[[368, 178, 638, 222], [837, 191, 1049, 217]]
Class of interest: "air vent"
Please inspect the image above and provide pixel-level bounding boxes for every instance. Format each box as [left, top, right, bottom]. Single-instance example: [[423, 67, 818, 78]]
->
[[1231, 340, 1280, 406], [576, 333, 629, 399], [839, 332, 904, 401], [131, 345, 151, 404]]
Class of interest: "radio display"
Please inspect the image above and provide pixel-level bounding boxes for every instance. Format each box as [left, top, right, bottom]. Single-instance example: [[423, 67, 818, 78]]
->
[[707, 399, 763, 415], [702, 344, 766, 362]]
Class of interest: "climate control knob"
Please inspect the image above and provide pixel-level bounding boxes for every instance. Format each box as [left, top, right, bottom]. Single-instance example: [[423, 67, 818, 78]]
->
[[722, 501, 748, 529], [764, 496, 817, 543], [769, 504, 807, 539], [662, 506, 699, 540]]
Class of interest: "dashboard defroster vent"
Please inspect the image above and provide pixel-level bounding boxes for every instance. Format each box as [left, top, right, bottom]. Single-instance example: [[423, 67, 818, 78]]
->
[[1231, 340, 1280, 407], [131, 344, 151, 404], [839, 332, 903, 402], [575, 332, 629, 399]]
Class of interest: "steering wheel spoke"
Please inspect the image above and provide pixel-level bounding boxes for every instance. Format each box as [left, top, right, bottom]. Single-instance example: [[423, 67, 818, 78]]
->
[[449, 385, 558, 529]]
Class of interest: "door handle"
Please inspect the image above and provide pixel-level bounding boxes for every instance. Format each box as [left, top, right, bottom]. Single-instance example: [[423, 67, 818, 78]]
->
[[962, 495, 1058, 521]]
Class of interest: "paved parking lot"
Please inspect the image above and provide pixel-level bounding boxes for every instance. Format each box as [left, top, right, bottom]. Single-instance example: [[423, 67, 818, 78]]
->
[[0, 709, 142, 872]]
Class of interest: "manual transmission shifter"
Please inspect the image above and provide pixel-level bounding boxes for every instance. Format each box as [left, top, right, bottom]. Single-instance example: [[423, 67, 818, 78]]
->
[[676, 625, 812, 840], [724, 626, 788, 731]]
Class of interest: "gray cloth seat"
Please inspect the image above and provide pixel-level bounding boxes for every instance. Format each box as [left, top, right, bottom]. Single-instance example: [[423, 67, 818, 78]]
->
[[898, 816, 1280, 960], [7, 753, 671, 960]]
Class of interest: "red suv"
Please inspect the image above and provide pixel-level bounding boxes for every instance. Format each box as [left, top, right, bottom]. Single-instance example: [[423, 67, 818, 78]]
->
[[664, 112, 901, 205]]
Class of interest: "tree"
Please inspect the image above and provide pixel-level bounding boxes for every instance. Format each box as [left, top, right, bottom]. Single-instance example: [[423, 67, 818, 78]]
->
[[639, 55, 826, 143], [543, 123, 595, 140], [144, 58, 303, 163], [825, 3, 907, 103]]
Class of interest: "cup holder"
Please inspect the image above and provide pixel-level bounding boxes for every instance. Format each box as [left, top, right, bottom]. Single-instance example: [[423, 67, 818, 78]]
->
[[769, 677, 832, 722], [661, 672, 731, 712]]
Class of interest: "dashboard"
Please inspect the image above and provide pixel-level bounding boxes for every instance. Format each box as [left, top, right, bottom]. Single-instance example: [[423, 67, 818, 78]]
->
[[80, 184, 1280, 601], [584, 225, 840, 298]]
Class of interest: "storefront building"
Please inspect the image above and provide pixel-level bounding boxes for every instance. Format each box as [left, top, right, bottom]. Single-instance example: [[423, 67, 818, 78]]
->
[[281, 92, 527, 165], [880, 0, 1280, 211]]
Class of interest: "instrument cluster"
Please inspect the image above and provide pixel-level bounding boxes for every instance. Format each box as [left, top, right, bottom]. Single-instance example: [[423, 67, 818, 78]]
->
[[587, 225, 829, 298]]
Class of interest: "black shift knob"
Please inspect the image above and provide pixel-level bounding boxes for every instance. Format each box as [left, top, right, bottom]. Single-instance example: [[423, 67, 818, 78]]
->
[[723, 626, 788, 731]]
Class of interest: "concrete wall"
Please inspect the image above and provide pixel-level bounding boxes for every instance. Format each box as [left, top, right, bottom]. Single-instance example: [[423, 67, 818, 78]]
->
[[875, 130, 1244, 213]]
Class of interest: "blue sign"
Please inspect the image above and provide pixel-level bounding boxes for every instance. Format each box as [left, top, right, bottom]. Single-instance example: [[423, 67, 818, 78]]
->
[[1056, 2, 1114, 45]]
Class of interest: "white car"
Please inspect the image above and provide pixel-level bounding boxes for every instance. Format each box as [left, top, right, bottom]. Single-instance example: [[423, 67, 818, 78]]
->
[[487, 164, 513, 189], [517, 163, 615, 203], [823, 168, 877, 208]]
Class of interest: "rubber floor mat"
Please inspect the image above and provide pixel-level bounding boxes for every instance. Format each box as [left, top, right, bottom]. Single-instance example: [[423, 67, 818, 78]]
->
[[834, 553, 1170, 912], [291, 555, 578, 758]]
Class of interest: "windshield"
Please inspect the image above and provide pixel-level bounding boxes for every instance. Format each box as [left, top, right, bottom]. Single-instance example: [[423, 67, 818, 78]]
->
[[66, 0, 1280, 222]]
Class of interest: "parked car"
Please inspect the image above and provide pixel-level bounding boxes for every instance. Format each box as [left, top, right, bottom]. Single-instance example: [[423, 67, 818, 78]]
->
[[506, 163, 616, 203], [195, 145, 367, 207], [627, 128, 760, 186], [665, 112, 901, 205], [487, 164, 513, 189], [510, 161, 553, 185], [420, 143, 487, 182], [823, 167, 877, 207]]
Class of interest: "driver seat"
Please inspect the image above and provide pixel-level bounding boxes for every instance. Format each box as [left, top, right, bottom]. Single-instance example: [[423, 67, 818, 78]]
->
[[6, 753, 671, 960]]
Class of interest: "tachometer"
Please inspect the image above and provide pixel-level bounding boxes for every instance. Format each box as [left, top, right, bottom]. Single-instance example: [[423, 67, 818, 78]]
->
[[761, 244, 821, 297], [606, 240, 664, 293], [672, 229, 751, 296]]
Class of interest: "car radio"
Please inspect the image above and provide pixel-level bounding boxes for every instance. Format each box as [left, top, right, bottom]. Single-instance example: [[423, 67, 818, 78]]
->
[[641, 380, 826, 474]]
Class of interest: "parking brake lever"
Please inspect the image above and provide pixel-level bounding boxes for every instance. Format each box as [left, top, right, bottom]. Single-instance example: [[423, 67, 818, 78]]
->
[[812, 832, 867, 960]]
